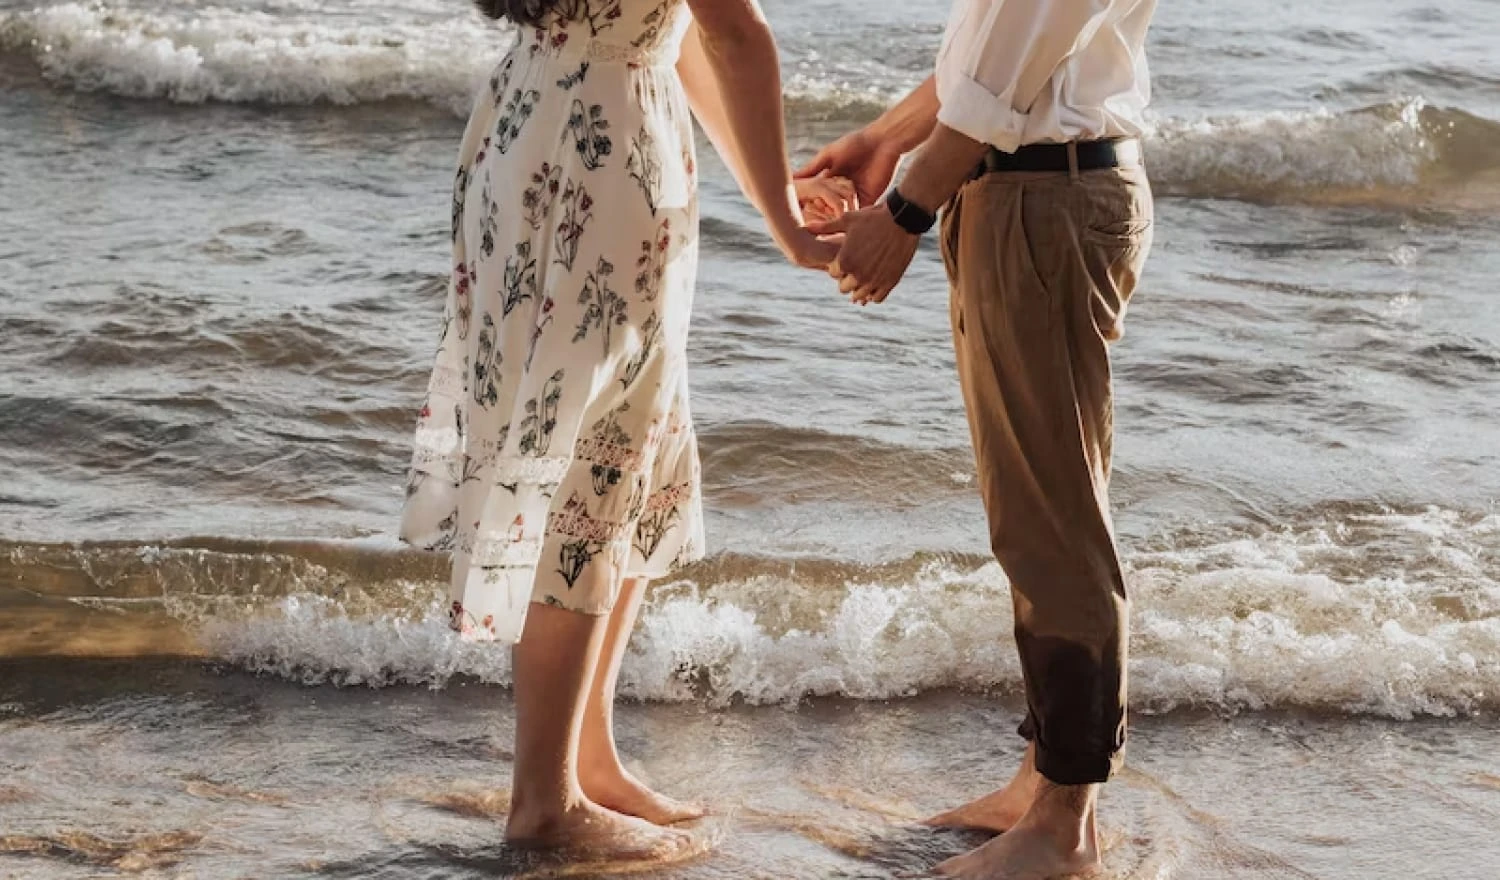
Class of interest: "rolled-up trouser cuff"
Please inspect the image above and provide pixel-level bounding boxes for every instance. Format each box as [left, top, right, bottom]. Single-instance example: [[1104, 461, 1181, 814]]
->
[[1018, 716, 1123, 785]]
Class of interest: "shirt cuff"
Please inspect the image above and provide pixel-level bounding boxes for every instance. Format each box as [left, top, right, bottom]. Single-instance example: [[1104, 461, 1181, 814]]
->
[[936, 72, 1028, 154]]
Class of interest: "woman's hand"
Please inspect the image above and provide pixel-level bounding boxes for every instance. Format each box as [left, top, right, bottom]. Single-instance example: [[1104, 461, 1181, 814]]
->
[[774, 224, 841, 271], [794, 173, 857, 223]]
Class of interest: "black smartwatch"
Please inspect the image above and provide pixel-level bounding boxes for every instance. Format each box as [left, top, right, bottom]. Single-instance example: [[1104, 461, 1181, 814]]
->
[[885, 187, 937, 235]]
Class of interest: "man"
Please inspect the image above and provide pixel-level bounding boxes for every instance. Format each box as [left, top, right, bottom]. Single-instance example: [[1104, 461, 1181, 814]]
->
[[801, 1, 1158, 877]]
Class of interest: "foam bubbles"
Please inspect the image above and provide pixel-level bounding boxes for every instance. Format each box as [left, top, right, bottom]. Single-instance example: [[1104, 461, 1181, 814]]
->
[[0, 3, 502, 114], [203, 510, 1500, 719], [208, 591, 514, 686], [1146, 99, 1439, 196], [6, 5, 1498, 208]]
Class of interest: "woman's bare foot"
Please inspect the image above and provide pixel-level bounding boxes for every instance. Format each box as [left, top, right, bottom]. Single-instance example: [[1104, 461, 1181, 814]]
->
[[580, 762, 706, 826], [505, 799, 698, 861], [934, 781, 1101, 880], [573, 578, 707, 827], [925, 746, 1040, 834]]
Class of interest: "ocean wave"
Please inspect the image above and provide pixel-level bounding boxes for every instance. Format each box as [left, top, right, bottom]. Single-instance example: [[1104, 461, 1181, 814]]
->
[[0, 3, 896, 117], [1145, 99, 1500, 208], [0, 2, 496, 114], [7, 507, 1498, 718], [7, 5, 1498, 210]]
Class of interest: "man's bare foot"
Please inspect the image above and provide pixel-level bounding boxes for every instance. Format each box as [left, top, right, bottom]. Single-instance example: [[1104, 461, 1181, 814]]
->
[[580, 763, 706, 826], [505, 799, 698, 861], [935, 826, 1099, 880], [926, 787, 1032, 836], [934, 781, 1101, 880], [925, 746, 1040, 834]]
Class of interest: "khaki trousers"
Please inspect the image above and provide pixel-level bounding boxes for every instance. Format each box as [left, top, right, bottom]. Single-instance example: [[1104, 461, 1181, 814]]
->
[[940, 162, 1153, 785]]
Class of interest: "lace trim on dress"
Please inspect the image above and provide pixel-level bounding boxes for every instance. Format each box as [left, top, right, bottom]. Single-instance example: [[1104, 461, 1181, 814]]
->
[[412, 425, 460, 462], [531, 22, 675, 66], [492, 455, 571, 485], [548, 509, 632, 544], [470, 536, 546, 568], [584, 40, 667, 65], [573, 438, 644, 471], [645, 481, 693, 513]]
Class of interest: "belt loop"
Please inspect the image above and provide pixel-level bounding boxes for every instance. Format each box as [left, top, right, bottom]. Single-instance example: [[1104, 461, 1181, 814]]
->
[[1066, 141, 1080, 182]]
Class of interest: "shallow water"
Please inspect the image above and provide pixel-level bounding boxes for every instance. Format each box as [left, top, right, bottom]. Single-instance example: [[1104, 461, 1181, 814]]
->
[[3, 662, 1498, 879]]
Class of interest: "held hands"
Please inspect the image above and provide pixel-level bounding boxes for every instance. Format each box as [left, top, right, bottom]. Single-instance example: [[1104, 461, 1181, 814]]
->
[[777, 129, 924, 300], [797, 129, 902, 208], [807, 205, 920, 306], [795, 172, 857, 224], [776, 225, 841, 271], [772, 172, 856, 271], [796, 127, 920, 305]]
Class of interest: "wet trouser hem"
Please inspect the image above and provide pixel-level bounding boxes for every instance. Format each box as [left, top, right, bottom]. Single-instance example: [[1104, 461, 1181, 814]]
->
[[1019, 717, 1123, 786]]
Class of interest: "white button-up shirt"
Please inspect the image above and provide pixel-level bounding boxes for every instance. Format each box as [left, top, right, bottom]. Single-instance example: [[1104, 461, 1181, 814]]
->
[[935, 0, 1157, 153]]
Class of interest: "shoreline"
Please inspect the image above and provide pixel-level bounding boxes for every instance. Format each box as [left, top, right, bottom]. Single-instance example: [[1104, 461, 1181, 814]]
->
[[2, 662, 1496, 878], [3, 653, 1497, 728]]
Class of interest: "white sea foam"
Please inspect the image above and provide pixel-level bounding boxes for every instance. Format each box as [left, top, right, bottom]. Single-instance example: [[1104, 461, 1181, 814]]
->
[[6, 5, 1493, 206], [1144, 99, 1449, 197], [0, 3, 502, 114], [203, 510, 1500, 719]]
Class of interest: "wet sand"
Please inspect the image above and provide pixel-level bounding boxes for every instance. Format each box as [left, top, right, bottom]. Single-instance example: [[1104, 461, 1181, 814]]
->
[[2, 659, 1496, 879]]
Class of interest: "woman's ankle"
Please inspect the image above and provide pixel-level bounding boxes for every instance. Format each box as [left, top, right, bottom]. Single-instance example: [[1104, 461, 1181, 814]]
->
[[508, 778, 582, 819], [507, 795, 585, 841], [577, 733, 627, 778]]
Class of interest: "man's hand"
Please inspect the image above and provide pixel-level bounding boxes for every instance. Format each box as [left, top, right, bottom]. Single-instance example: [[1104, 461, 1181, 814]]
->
[[809, 122, 986, 304], [796, 129, 903, 207], [797, 76, 939, 205], [808, 204, 920, 305]]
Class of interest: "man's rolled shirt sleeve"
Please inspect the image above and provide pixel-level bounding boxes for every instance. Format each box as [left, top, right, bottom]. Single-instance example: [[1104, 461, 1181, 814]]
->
[[936, 0, 1113, 152]]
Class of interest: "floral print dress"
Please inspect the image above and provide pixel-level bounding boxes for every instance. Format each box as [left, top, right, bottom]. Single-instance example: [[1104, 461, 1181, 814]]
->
[[400, 0, 703, 643]]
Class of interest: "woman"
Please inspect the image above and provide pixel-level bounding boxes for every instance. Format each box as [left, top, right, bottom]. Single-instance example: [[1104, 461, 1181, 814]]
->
[[399, 0, 847, 860]]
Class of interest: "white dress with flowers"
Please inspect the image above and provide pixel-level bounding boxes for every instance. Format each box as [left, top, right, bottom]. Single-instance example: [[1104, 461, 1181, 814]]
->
[[400, 0, 704, 643]]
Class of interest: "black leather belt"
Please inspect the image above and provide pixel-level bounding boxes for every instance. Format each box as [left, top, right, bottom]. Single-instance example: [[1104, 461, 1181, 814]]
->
[[973, 138, 1141, 176]]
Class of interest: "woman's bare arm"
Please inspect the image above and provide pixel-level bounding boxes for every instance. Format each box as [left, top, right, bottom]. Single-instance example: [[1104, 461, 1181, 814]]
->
[[679, 27, 854, 220], [676, 20, 749, 194], [681, 0, 836, 268]]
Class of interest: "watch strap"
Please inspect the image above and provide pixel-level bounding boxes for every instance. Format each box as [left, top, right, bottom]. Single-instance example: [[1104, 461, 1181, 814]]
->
[[886, 187, 937, 235]]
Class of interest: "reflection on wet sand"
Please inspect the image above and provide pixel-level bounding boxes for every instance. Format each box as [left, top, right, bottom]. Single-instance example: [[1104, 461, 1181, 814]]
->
[[0, 830, 203, 873]]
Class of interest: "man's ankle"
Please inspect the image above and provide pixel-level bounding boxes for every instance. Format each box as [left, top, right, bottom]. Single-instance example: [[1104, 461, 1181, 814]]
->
[[1021, 781, 1098, 847]]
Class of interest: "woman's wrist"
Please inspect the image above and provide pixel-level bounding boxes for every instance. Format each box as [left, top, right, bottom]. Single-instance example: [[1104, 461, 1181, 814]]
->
[[763, 182, 805, 234]]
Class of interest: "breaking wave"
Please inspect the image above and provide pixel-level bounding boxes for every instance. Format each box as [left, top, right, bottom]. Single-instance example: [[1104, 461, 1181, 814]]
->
[[7, 507, 1497, 719], [5, 5, 1500, 209]]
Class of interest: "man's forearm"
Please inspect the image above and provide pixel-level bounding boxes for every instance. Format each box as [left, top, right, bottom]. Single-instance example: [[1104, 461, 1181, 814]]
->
[[867, 76, 941, 157], [894, 122, 989, 213]]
